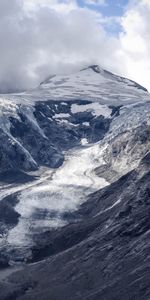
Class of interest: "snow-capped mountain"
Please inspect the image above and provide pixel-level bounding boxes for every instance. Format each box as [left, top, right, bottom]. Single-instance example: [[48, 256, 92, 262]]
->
[[0, 65, 150, 300], [0, 65, 149, 174], [36, 65, 148, 103]]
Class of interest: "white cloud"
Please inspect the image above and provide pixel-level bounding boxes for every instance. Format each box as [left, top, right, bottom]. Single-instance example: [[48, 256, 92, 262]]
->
[[118, 0, 150, 90], [0, 0, 150, 92], [24, 0, 77, 13], [0, 0, 120, 92]]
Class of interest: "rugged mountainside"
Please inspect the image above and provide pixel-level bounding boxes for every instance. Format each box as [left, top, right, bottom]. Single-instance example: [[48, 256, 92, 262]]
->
[[0, 65, 150, 300], [0, 65, 149, 174], [1, 153, 149, 300]]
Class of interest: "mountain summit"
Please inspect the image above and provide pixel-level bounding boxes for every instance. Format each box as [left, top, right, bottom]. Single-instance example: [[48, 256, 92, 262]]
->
[[35, 64, 149, 104]]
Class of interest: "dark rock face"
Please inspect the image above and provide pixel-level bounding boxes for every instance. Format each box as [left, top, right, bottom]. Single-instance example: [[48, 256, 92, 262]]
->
[[0, 129, 37, 172], [0, 170, 36, 184], [0, 194, 19, 232], [9, 111, 64, 170], [0, 194, 20, 269], [33, 100, 112, 147], [0, 99, 117, 173], [0, 154, 150, 300]]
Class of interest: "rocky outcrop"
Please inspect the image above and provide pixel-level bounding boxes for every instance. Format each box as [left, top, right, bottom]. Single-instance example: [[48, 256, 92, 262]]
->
[[95, 124, 150, 182]]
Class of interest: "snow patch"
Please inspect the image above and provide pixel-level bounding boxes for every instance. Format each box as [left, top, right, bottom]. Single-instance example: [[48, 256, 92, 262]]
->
[[81, 138, 88, 145], [53, 113, 70, 119], [82, 122, 90, 126], [71, 103, 111, 118]]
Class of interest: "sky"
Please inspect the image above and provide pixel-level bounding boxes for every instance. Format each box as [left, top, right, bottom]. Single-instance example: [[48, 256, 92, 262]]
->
[[78, 0, 128, 18], [0, 0, 150, 92]]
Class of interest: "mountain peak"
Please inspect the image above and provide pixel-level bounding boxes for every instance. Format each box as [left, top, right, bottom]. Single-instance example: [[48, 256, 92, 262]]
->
[[81, 65, 102, 73], [37, 64, 148, 104]]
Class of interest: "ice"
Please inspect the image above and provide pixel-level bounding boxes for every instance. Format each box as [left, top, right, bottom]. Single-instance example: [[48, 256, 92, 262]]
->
[[8, 142, 109, 246], [71, 103, 111, 117], [53, 113, 70, 119]]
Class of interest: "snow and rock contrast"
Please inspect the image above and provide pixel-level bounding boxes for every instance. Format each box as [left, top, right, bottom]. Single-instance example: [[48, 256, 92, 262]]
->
[[0, 65, 149, 174], [0, 65, 150, 299]]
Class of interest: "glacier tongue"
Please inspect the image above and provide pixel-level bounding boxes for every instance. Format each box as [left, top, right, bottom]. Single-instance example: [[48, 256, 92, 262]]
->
[[8, 143, 109, 247]]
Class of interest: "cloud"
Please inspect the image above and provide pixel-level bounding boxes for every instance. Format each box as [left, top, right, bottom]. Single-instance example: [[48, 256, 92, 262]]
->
[[118, 0, 150, 90], [0, 0, 120, 92], [24, 0, 77, 13], [0, 0, 150, 92]]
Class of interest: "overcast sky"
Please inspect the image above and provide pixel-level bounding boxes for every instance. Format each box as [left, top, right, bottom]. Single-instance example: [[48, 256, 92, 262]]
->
[[0, 0, 150, 92]]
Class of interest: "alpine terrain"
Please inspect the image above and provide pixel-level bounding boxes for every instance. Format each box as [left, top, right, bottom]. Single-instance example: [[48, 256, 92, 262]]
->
[[0, 65, 150, 300]]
